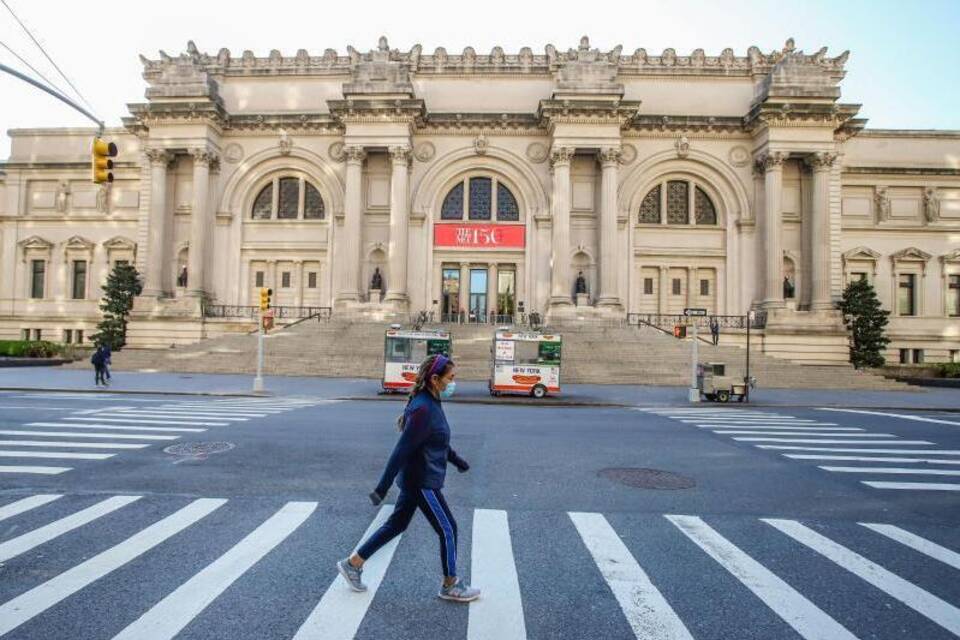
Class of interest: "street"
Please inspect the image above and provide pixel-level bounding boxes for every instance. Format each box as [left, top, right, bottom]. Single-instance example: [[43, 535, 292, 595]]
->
[[0, 390, 959, 639]]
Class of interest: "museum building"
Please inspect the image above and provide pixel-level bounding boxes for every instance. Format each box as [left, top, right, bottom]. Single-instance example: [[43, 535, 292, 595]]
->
[[1, 36, 958, 362]]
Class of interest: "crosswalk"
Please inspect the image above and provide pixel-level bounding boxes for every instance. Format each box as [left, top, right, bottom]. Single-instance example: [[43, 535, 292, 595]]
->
[[640, 407, 960, 492], [0, 493, 958, 639], [0, 397, 332, 477]]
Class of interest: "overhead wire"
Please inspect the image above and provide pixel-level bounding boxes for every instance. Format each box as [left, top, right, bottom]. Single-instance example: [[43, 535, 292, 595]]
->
[[0, 0, 99, 117], [0, 38, 69, 98]]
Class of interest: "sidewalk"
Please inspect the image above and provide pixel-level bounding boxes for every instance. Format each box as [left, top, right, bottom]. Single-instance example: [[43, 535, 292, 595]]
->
[[0, 366, 957, 410]]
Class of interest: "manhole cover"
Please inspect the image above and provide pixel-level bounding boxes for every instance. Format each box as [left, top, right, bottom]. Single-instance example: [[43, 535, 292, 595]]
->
[[164, 442, 235, 458], [598, 467, 696, 490]]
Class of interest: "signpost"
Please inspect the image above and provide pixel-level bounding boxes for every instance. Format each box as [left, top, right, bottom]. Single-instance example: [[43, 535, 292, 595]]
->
[[684, 308, 707, 402]]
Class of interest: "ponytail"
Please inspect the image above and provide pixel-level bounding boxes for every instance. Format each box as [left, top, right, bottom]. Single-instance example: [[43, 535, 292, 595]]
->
[[396, 353, 454, 431]]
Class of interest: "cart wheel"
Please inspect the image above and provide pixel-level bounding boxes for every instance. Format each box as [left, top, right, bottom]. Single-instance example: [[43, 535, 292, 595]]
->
[[717, 390, 731, 403], [531, 384, 547, 399], [737, 395, 745, 403]]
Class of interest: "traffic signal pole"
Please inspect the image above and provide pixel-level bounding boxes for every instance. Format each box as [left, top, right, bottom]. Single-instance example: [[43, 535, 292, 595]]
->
[[0, 63, 104, 133], [253, 311, 265, 393]]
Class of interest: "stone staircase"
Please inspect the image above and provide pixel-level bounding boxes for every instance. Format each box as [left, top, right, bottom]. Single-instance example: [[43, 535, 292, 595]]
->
[[72, 316, 909, 391]]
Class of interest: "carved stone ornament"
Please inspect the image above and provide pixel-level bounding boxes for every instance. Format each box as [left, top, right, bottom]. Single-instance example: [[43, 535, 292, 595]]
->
[[874, 186, 891, 222], [599, 147, 622, 165], [759, 151, 788, 171], [620, 143, 637, 164], [145, 148, 171, 165], [550, 146, 575, 166], [55, 181, 69, 213], [674, 135, 690, 159], [473, 134, 489, 156], [389, 146, 412, 165], [414, 142, 435, 162], [278, 129, 293, 156], [223, 143, 244, 164], [344, 145, 367, 163], [96, 183, 110, 213], [728, 145, 750, 167], [805, 151, 838, 171], [922, 187, 940, 223], [190, 148, 216, 166], [328, 141, 346, 162], [526, 142, 549, 164]]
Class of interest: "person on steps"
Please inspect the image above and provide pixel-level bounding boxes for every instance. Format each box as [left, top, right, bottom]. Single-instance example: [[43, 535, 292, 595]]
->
[[337, 353, 480, 602]]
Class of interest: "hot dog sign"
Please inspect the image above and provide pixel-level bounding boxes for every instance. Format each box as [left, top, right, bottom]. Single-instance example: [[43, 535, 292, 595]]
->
[[489, 330, 562, 399]]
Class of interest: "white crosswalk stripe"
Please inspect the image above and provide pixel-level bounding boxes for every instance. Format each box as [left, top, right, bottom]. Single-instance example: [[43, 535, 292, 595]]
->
[[863, 481, 960, 491], [0, 494, 958, 639], [819, 466, 960, 476], [786, 454, 960, 465], [764, 518, 960, 636], [569, 512, 693, 640], [26, 422, 206, 433], [0, 450, 115, 460], [0, 439, 149, 449], [667, 515, 859, 640], [0, 465, 71, 474]]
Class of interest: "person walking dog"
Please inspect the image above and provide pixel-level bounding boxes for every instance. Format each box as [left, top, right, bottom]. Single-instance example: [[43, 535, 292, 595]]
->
[[337, 353, 480, 602]]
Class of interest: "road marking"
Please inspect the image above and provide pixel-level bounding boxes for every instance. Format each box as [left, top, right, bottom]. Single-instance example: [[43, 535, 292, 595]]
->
[[293, 505, 402, 640], [695, 425, 863, 431], [105, 411, 249, 421], [678, 419, 823, 424], [125, 410, 266, 418], [27, 422, 206, 433], [0, 497, 226, 637], [764, 518, 960, 636], [786, 454, 960, 465], [756, 445, 960, 454], [0, 494, 61, 522], [569, 512, 693, 640], [734, 438, 933, 445], [0, 450, 115, 460], [863, 482, 960, 491], [717, 431, 897, 438], [666, 515, 858, 640], [468, 509, 526, 640], [859, 523, 960, 570], [113, 501, 316, 640], [0, 465, 71, 474], [0, 439, 148, 449], [0, 430, 177, 440], [64, 417, 229, 427], [820, 408, 960, 427], [819, 466, 960, 476], [0, 496, 141, 562], [0, 405, 76, 411]]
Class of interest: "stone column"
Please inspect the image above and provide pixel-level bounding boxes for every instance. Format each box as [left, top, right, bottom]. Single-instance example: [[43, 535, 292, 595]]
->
[[807, 152, 837, 310], [187, 148, 215, 297], [143, 148, 171, 297], [460, 263, 470, 318], [549, 147, 575, 306], [687, 266, 698, 307], [337, 146, 366, 303], [385, 146, 411, 306], [658, 266, 669, 314], [295, 260, 304, 308], [761, 152, 787, 308], [597, 147, 621, 307], [268, 260, 278, 295], [488, 263, 498, 319]]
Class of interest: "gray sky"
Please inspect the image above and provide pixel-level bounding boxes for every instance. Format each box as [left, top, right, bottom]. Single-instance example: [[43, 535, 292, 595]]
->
[[2, 0, 958, 159]]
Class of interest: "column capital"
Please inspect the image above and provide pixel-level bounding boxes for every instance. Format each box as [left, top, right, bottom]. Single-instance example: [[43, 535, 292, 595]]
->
[[758, 151, 788, 172], [344, 145, 367, 163], [388, 146, 412, 165], [598, 147, 622, 167], [190, 148, 218, 167], [804, 151, 839, 172], [145, 148, 172, 166], [549, 146, 575, 168]]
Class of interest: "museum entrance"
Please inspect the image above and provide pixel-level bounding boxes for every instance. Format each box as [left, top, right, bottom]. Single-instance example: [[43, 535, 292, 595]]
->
[[469, 269, 488, 322], [438, 262, 518, 323]]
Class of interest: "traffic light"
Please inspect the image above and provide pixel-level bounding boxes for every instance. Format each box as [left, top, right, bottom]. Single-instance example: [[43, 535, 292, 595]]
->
[[258, 287, 272, 310], [91, 137, 117, 184]]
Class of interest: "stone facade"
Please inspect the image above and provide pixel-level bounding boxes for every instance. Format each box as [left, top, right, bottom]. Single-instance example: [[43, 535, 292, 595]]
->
[[1, 37, 958, 362]]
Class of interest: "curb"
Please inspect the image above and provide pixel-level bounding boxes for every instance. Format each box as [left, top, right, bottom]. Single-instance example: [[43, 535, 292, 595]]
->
[[337, 395, 627, 408], [0, 386, 267, 398]]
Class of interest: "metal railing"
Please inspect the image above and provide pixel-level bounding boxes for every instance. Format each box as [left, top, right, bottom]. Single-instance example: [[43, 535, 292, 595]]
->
[[412, 311, 541, 328], [626, 312, 767, 330], [203, 305, 332, 321]]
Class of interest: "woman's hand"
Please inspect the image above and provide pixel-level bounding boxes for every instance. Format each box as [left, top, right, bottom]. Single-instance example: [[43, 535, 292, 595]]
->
[[369, 489, 386, 506], [455, 459, 470, 473]]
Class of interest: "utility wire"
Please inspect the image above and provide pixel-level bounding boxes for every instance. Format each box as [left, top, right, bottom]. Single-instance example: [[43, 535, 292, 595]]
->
[[0, 38, 69, 98], [1, 0, 99, 117]]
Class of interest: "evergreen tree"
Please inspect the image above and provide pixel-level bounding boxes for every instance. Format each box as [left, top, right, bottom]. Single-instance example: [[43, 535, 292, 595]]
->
[[91, 263, 143, 350], [837, 278, 890, 369]]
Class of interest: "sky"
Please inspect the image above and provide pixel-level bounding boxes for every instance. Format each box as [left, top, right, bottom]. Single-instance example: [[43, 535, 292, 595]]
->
[[1, 0, 959, 160]]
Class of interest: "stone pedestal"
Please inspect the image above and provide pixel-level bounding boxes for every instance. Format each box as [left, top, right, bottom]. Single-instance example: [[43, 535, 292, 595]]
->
[[368, 288, 382, 303], [575, 293, 589, 307]]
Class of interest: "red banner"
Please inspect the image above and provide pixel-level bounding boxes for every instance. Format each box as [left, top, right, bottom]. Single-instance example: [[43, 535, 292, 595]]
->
[[434, 224, 525, 249]]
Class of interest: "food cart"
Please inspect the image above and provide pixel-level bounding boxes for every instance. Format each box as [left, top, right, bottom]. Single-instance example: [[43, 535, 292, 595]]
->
[[382, 326, 452, 393], [489, 330, 562, 398], [697, 361, 749, 403]]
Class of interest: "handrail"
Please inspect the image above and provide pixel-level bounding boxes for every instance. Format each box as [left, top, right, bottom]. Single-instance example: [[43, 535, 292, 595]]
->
[[202, 304, 331, 320], [626, 312, 766, 330]]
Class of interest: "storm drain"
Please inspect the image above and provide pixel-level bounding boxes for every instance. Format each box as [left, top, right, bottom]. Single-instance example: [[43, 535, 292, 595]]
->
[[164, 441, 235, 459], [598, 467, 696, 490]]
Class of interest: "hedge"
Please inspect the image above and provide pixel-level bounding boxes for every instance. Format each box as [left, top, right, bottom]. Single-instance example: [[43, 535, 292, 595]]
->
[[0, 340, 63, 358]]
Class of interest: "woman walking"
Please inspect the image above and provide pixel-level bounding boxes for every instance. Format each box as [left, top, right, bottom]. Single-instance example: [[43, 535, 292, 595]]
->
[[337, 353, 480, 602]]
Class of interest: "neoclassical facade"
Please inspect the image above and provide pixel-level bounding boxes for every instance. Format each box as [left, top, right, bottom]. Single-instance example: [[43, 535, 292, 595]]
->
[[1, 37, 958, 362]]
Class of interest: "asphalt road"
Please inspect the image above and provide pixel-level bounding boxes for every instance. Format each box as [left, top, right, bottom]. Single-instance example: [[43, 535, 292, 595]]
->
[[0, 389, 958, 639]]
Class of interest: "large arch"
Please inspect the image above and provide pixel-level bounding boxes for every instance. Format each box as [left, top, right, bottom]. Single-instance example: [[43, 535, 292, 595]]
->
[[619, 148, 752, 314]]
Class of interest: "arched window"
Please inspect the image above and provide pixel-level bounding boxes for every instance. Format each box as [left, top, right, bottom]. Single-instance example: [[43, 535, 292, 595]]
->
[[250, 177, 325, 221], [637, 179, 718, 226], [440, 176, 520, 222]]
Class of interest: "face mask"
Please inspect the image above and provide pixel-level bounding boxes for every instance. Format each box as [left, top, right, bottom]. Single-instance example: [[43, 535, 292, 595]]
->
[[440, 381, 456, 398]]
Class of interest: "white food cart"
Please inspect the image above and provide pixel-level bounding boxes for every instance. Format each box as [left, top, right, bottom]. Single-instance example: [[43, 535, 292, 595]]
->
[[382, 327, 452, 393], [489, 330, 562, 398]]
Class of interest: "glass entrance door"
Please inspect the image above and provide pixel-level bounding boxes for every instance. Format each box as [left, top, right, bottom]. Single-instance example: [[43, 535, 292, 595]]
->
[[441, 267, 461, 322], [469, 269, 488, 322], [497, 268, 515, 323]]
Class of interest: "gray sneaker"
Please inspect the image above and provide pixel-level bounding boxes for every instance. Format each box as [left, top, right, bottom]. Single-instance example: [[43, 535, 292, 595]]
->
[[438, 579, 481, 602], [337, 558, 367, 592]]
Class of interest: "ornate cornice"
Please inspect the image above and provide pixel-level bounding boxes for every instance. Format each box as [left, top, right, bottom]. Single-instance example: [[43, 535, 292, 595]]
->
[[843, 166, 960, 177], [537, 99, 641, 130]]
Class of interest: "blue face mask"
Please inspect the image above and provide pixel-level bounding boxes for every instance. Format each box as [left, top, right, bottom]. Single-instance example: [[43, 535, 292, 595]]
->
[[440, 381, 456, 398]]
